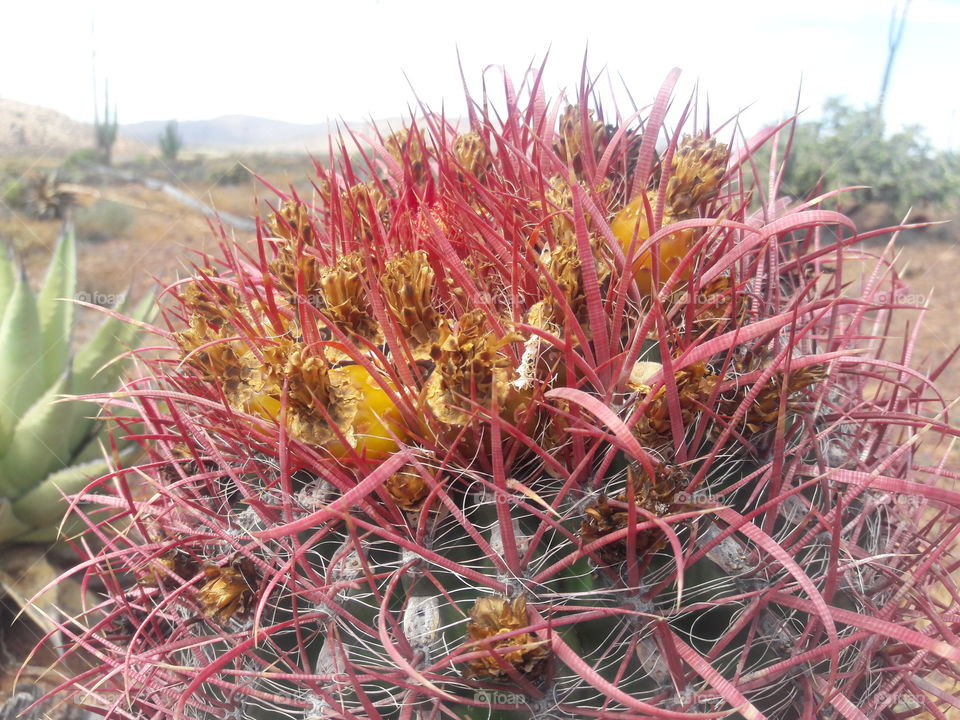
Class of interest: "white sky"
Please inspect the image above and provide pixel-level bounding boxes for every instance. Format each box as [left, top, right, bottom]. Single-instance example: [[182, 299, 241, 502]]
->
[[3, 0, 958, 148]]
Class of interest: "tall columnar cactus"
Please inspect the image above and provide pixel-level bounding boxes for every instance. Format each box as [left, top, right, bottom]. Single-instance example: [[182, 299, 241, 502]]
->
[[95, 81, 119, 166], [48, 69, 960, 719], [0, 225, 149, 544], [159, 120, 183, 163]]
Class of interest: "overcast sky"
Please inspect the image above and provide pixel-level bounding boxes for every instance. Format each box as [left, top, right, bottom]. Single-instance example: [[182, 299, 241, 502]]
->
[[3, 0, 957, 148]]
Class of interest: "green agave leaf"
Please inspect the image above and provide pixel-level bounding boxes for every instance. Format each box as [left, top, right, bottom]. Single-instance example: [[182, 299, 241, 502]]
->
[[10, 513, 89, 544], [67, 401, 142, 467], [68, 291, 154, 452], [0, 243, 13, 317], [37, 223, 77, 387], [73, 291, 152, 387], [8, 446, 136, 533], [0, 269, 44, 457], [0, 369, 75, 496], [0, 496, 34, 545]]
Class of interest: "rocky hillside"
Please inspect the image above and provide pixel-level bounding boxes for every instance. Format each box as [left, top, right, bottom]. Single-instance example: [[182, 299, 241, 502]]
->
[[0, 98, 140, 157], [0, 98, 92, 154]]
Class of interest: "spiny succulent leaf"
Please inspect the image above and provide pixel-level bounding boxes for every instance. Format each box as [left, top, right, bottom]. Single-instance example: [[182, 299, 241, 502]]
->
[[0, 497, 33, 545], [37, 223, 76, 386], [0, 369, 74, 495], [8, 447, 135, 531], [68, 292, 153, 451], [73, 291, 153, 386], [0, 545, 59, 632], [68, 402, 141, 467], [13, 514, 92, 545], [72, 292, 138, 384], [0, 270, 43, 454], [0, 243, 13, 317]]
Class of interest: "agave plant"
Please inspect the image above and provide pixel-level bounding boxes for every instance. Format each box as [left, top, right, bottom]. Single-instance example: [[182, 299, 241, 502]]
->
[[46, 67, 960, 720], [0, 224, 149, 545]]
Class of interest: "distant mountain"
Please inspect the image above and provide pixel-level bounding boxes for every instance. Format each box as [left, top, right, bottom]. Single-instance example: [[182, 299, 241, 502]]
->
[[121, 115, 403, 153], [0, 98, 435, 157]]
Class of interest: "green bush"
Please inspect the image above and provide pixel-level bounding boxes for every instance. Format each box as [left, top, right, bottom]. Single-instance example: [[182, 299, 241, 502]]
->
[[770, 97, 960, 215], [210, 162, 250, 186], [64, 148, 99, 168], [1, 179, 26, 208]]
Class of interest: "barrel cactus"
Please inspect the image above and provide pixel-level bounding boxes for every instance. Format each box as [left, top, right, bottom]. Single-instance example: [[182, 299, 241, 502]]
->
[[0, 225, 148, 545], [48, 68, 960, 720]]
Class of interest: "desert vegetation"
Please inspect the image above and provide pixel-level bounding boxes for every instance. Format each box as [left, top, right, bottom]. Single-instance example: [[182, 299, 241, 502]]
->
[[769, 96, 960, 223]]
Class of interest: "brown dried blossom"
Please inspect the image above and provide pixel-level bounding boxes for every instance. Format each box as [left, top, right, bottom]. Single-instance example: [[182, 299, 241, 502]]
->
[[740, 364, 828, 432], [634, 361, 719, 447], [138, 550, 200, 588], [268, 201, 328, 299], [464, 595, 549, 680], [528, 230, 611, 333], [385, 128, 426, 183], [581, 463, 686, 564], [178, 300, 365, 449], [666, 133, 729, 218], [196, 557, 260, 624], [342, 182, 389, 240], [253, 339, 360, 447], [381, 250, 442, 360], [453, 131, 492, 180], [422, 310, 519, 427], [384, 465, 431, 513], [269, 200, 315, 244], [179, 276, 240, 327], [544, 174, 575, 238], [555, 105, 610, 176], [315, 251, 383, 354], [683, 274, 748, 339], [175, 315, 257, 406], [542, 174, 611, 239], [270, 240, 324, 300], [539, 233, 583, 309]]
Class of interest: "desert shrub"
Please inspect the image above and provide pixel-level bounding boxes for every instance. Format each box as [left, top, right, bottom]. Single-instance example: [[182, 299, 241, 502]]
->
[[771, 96, 960, 215], [63, 147, 99, 168], [73, 200, 134, 242], [210, 162, 250, 186]]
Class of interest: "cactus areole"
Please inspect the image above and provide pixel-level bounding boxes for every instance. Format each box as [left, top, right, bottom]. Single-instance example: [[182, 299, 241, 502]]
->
[[48, 66, 960, 720]]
